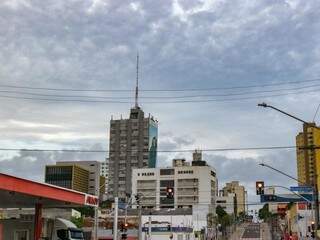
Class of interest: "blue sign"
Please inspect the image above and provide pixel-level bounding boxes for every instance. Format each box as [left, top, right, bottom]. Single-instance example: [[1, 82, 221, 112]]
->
[[142, 227, 193, 233], [261, 194, 313, 203], [290, 186, 313, 193]]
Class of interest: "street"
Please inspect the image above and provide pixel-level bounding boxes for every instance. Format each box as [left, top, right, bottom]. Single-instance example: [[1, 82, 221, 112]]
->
[[231, 223, 272, 240]]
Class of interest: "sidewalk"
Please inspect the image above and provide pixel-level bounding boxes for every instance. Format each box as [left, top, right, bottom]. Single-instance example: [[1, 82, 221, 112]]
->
[[228, 223, 246, 240], [261, 223, 272, 240]]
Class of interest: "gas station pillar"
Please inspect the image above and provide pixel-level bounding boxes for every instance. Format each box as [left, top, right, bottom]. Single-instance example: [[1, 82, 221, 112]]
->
[[34, 203, 43, 240]]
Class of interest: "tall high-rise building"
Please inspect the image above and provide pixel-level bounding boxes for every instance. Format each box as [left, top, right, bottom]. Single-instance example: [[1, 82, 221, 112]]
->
[[107, 55, 158, 200], [296, 122, 320, 186], [108, 107, 158, 199], [222, 181, 246, 216]]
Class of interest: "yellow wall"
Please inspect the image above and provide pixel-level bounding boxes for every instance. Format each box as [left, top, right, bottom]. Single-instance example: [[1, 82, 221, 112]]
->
[[313, 127, 320, 187], [296, 123, 320, 187]]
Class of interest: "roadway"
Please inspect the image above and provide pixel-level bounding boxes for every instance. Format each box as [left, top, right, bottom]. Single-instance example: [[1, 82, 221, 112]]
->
[[239, 223, 271, 240]]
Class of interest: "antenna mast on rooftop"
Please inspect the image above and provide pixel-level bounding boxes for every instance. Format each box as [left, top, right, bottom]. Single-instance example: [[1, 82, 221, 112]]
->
[[135, 53, 139, 108]]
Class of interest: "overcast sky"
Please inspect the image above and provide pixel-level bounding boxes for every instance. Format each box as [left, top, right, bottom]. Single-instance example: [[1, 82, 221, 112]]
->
[[1, 0, 320, 207]]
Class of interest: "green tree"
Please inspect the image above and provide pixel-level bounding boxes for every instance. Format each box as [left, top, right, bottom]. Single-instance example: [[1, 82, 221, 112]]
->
[[71, 216, 84, 228], [74, 206, 94, 217], [216, 205, 233, 236], [258, 204, 272, 221], [216, 205, 227, 218]]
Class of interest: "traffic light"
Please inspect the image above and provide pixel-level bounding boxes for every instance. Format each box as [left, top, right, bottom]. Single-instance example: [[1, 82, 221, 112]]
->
[[167, 224, 171, 231], [121, 222, 128, 232], [135, 194, 140, 205], [166, 187, 174, 199], [256, 181, 264, 195], [311, 221, 315, 230], [121, 233, 127, 240]]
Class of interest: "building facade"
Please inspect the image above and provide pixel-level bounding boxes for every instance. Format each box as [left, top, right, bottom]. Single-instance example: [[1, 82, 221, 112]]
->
[[296, 122, 320, 186], [45, 164, 89, 193], [108, 107, 158, 200], [222, 181, 246, 216], [132, 153, 217, 210], [100, 159, 109, 194], [216, 193, 236, 216], [57, 161, 104, 196]]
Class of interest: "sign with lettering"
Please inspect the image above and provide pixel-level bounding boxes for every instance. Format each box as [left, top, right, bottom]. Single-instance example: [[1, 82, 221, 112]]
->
[[85, 194, 98, 207], [290, 186, 313, 193]]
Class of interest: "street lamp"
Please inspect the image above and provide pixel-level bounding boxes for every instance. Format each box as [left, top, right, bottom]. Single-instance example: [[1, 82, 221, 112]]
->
[[258, 102, 319, 229]]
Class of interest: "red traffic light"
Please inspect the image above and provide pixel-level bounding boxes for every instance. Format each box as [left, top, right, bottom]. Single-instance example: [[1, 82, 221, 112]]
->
[[256, 181, 264, 195], [166, 187, 174, 199]]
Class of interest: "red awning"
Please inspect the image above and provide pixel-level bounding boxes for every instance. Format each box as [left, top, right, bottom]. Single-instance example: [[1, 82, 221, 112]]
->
[[0, 173, 98, 208]]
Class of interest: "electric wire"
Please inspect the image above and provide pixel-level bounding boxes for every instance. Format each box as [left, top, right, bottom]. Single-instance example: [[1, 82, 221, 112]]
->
[[0, 78, 320, 92], [0, 145, 309, 153], [313, 103, 320, 122], [1, 83, 320, 100], [0, 87, 319, 104]]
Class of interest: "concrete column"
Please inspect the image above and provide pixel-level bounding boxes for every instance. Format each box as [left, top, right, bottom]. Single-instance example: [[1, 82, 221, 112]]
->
[[34, 203, 42, 240]]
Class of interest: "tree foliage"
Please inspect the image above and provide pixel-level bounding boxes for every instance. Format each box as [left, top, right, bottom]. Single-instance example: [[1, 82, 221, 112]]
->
[[71, 216, 84, 228], [74, 206, 94, 217], [258, 204, 272, 221]]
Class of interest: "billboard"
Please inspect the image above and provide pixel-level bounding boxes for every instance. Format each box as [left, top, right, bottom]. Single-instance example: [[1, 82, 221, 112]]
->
[[148, 120, 158, 168]]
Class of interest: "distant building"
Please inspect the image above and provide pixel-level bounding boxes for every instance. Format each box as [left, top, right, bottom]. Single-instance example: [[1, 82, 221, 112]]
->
[[45, 164, 89, 193], [57, 161, 104, 196], [132, 151, 218, 210], [222, 181, 246, 216], [100, 159, 109, 193], [296, 122, 320, 186], [45, 161, 105, 196], [108, 107, 158, 200], [216, 192, 236, 215]]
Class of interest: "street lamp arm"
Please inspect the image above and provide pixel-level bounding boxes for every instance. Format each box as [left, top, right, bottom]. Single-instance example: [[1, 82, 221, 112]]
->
[[257, 102, 308, 124], [259, 163, 308, 186]]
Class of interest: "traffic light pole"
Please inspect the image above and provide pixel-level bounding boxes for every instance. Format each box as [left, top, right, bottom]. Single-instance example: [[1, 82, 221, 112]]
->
[[258, 102, 320, 232], [138, 206, 142, 240], [113, 197, 118, 240]]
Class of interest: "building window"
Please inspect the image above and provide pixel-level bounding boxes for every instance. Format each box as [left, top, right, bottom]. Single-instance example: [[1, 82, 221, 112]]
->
[[142, 172, 155, 176], [160, 180, 174, 187], [178, 170, 193, 174], [160, 169, 175, 175]]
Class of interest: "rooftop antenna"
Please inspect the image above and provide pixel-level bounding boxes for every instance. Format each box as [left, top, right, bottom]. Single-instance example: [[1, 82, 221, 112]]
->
[[135, 53, 139, 108]]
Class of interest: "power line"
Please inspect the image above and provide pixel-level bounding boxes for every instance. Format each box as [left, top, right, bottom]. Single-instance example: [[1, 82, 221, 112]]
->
[[0, 78, 320, 92], [0, 145, 301, 153], [0, 87, 319, 104], [1, 83, 320, 100], [313, 103, 320, 122]]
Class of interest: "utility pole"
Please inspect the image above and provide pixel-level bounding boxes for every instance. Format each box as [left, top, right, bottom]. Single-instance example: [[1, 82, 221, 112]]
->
[[148, 216, 152, 240], [138, 207, 142, 240], [113, 197, 118, 240], [258, 102, 320, 232]]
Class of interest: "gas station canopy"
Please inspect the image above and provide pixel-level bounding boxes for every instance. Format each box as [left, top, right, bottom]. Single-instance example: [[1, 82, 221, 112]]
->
[[0, 173, 98, 208]]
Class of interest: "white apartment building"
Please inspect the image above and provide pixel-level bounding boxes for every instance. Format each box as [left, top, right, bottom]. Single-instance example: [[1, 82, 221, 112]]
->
[[132, 153, 218, 211], [216, 193, 236, 215]]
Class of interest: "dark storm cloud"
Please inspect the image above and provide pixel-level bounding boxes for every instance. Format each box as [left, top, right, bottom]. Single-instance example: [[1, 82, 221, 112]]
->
[[0, 0, 319, 202], [0, 143, 106, 182]]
